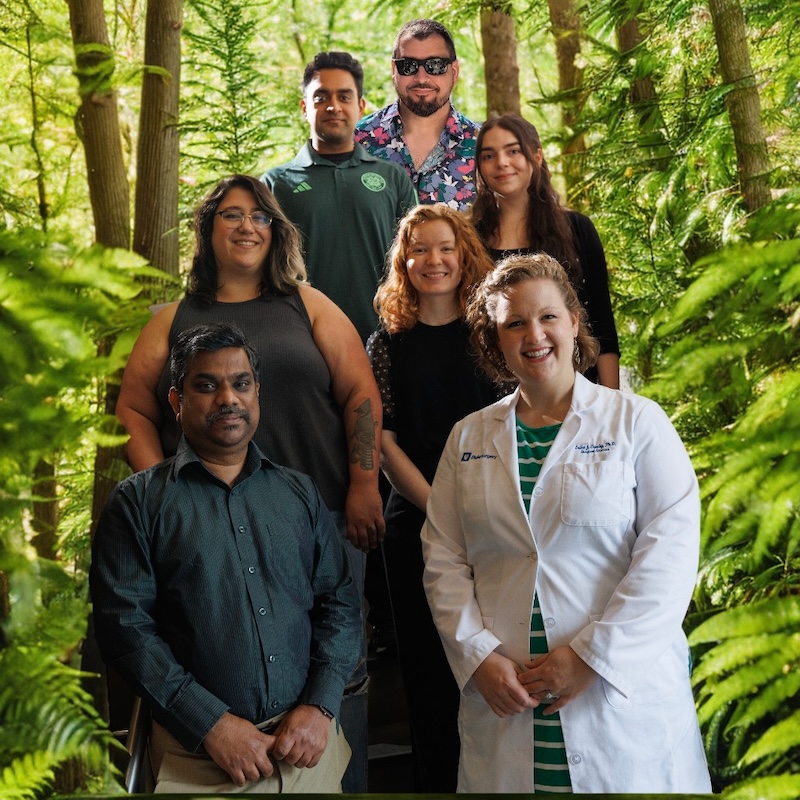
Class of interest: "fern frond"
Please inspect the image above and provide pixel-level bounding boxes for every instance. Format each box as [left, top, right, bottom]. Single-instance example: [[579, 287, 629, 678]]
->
[[689, 596, 800, 643], [694, 651, 793, 723], [691, 632, 797, 683], [0, 750, 55, 800], [727, 670, 800, 737], [741, 709, 800, 766], [723, 774, 800, 800]]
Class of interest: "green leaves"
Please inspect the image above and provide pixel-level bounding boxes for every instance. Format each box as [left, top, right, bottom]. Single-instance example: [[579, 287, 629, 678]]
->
[[689, 598, 800, 784], [0, 645, 117, 799], [0, 227, 165, 794], [0, 230, 157, 469]]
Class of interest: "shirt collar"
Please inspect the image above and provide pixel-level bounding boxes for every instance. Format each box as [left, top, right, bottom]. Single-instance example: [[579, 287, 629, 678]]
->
[[295, 140, 379, 167], [170, 437, 273, 484]]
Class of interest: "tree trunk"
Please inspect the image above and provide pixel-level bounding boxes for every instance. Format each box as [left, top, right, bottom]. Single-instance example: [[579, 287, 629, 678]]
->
[[31, 459, 58, 560], [133, 0, 182, 275], [480, 2, 520, 118], [65, 0, 130, 249], [546, 0, 586, 203], [616, 16, 673, 169], [707, 0, 771, 212]]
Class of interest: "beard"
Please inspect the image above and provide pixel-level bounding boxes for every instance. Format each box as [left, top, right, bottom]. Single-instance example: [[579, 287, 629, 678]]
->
[[396, 81, 451, 118]]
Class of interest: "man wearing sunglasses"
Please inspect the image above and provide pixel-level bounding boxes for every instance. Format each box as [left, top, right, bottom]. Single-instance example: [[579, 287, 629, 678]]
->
[[355, 18, 479, 211]]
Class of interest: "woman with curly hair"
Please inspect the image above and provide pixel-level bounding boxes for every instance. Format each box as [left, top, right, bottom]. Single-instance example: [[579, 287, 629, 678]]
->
[[422, 253, 710, 793], [366, 203, 506, 791]]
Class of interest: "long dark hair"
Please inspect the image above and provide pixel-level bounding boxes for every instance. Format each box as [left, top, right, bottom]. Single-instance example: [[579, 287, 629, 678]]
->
[[189, 175, 307, 304], [471, 114, 582, 286]]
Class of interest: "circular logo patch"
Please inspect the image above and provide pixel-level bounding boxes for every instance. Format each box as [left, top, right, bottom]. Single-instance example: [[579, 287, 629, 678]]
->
[[361, 173, 387, 193]]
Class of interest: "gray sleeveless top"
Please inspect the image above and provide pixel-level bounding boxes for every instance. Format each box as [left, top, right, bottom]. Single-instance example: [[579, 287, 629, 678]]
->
[[155, 293, 348, 510]]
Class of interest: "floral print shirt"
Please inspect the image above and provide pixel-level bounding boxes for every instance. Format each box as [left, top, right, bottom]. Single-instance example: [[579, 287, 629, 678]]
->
[[355, 101, 479, 210]]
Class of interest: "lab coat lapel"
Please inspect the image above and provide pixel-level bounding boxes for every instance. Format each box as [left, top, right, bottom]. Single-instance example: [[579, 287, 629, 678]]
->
[[490, 389, 530, 524], [532, 373, 598, 486]]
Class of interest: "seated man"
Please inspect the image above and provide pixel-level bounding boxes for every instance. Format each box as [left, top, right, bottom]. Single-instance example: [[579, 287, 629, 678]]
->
[[90, 322, 360, 793]]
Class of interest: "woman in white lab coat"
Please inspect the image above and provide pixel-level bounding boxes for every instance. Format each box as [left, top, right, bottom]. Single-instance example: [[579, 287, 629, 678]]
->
[[421, 253, 711, 793]]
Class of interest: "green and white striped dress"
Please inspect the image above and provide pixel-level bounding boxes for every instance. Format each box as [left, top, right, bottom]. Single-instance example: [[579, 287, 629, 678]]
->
[[517, 418, 573, 793]]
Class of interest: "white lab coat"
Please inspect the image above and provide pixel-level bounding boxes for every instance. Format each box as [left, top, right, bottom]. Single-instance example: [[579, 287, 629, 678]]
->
[[421, 374, 712, 793]]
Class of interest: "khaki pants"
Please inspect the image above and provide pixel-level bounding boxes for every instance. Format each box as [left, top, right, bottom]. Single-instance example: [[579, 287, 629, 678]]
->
[[149, 715, 351, 794]]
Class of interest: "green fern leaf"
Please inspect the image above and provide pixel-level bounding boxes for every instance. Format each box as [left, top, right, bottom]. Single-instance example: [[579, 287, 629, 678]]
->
[[724, 774, 800, 800], [690, 596, 800, 643], [695, 651, 793, 722], [740, 709, 800, 765], [691, 632, 796, 682]]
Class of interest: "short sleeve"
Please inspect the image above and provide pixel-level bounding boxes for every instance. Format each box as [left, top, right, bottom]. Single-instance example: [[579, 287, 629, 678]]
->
[[366, 329, 396, 429]]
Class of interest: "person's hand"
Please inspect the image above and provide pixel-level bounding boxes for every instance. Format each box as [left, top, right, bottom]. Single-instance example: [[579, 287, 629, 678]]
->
[[518, 645, 598, 715], [472, 651, 540, 718], [271, 704, 332, 768], [203, 711, 277, 786], [345, 482, 385, 552]]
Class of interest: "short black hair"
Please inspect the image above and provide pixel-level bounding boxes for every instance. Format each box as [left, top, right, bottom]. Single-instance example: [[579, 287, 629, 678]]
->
[[393, 19, 457, 60], [303, 51, 364, 98], [170, 323, 260, 393]]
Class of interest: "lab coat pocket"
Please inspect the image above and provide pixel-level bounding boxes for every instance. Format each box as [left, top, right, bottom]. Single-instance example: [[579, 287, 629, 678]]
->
[[602, 678, 667, 709], [560, 461, 630, 526]]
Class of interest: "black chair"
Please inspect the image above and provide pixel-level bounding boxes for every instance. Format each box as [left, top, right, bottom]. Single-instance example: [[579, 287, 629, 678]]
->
[[124, 696, 154, 793]]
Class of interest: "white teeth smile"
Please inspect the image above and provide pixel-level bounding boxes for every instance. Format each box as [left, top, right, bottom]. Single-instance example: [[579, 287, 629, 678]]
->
[[524, 348, 550, 359], [234, 240, 257, 246], [423, 272, 447, 278]]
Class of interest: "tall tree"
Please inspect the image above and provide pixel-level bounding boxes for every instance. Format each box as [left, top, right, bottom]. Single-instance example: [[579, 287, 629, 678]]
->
[[615, 13, 672, 170], [707, 0, 771, 212], [480, 1, 520, 117], [134, 0, 182, 275], [65, 0, 130, 249], [546, 0, 586, 199]]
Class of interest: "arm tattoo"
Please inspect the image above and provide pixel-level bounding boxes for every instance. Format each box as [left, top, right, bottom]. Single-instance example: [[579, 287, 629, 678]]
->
[[349, 399, 375, 470]]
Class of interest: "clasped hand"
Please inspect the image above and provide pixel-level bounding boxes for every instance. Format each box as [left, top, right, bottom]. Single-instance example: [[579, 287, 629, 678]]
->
[[203, 705, 331, 786], [474, 646, 597, 718]]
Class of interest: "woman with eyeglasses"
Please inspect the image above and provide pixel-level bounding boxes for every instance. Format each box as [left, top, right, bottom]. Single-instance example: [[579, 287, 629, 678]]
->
[[118, 173, 384, 544], [471, 113, 621, 388]]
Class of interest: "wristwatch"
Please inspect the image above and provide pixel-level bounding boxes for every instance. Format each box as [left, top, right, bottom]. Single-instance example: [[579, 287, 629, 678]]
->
[[314, 704, 334, 719]]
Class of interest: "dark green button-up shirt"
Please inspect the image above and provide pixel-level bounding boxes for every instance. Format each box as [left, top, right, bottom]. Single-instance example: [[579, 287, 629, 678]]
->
[[90, 439, 360, 752]]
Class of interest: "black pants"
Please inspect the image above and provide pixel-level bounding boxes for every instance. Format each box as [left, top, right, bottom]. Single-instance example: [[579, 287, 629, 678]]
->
[[382, 510, 460, 792]]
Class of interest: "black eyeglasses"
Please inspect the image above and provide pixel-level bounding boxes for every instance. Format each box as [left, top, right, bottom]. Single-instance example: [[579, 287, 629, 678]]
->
[[216, 210, 273, 229], [392, 57, 454, 77]]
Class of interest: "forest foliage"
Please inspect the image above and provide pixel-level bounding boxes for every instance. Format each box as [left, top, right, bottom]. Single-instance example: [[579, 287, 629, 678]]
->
[[0, 0, 798, 796]]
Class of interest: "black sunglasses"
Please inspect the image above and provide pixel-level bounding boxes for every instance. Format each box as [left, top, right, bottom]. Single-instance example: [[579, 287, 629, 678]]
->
[[392, 57, 454, 77]]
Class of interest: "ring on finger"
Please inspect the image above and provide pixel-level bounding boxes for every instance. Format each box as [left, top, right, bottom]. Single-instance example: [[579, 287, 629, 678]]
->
[[542, 690, 560, 702]]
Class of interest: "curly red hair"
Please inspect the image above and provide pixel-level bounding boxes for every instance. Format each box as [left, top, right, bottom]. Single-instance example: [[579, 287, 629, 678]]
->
[[374, 204, 494, 334]]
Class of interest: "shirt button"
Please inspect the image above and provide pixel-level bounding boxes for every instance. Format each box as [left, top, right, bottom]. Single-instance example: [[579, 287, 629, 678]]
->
[[248, 566, 255, 574], [544, 617, 555, 628], [269, 655, 276, 662], [258, 607, 266, 616], [529, 552, 537, 560], [533, 487, 544, 497], [238, 525, 245, 533], [570, 753, 582, 764], [271, 700, 279, 709]]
